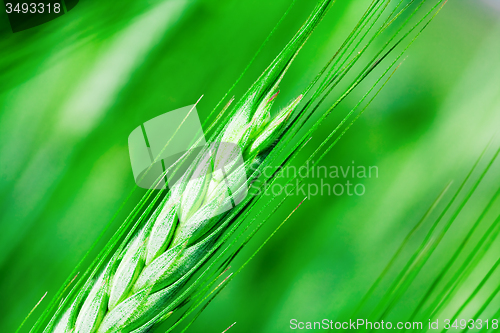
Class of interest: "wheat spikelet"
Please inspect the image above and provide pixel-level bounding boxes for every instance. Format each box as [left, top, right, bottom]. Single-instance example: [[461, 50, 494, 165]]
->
[[43, 2, 333, 332]]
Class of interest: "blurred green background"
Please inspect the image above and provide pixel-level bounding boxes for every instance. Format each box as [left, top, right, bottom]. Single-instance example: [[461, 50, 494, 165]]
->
[[1, 0, 500, 332]]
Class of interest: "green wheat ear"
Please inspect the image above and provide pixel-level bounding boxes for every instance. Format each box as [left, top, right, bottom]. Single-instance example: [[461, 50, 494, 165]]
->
[[28, 0, 449, 332], [41, 2, 333, 333]]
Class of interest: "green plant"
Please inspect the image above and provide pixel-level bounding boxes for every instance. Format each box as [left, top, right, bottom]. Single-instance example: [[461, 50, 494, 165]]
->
[[40, 3, 331, 332], [24, 0, 448, 332]]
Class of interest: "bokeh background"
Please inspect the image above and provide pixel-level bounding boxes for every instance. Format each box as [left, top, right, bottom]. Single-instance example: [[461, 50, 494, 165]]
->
[[1, 0, 500, 331]]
